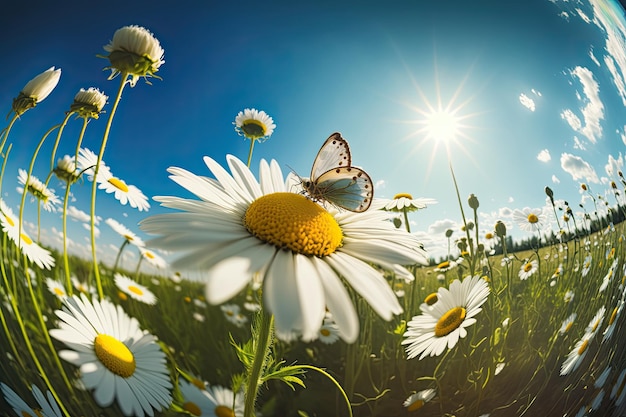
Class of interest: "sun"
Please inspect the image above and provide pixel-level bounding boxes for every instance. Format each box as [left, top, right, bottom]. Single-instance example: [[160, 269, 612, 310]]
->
[[424, 108, 462, 144]]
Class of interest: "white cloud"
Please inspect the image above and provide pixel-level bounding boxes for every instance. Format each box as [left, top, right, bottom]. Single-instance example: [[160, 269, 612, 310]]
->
[[375, 179, 386, 189], [604, 55, 626, 105], [552, 174, 560, 184], [560, 152, 600, 183], [573, 136, 587, 150], [499, 207, 513, 217], [561, 109, 582, 131], [507, 197, 514, 203], [519, 93, 536, 111], [589, 47, 601, 66], [427, 218, 458, 236], [561, 67, 604, 144], [83, 223, 100, 238], [67, 205, 91, 223], [576, 8, 592, 24], [537, 149, 551, 162], [531, 88, 542, 97], [605, 153, 624, 177]]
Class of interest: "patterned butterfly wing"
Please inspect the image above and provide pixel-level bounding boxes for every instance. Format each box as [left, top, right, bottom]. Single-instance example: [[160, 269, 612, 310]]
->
[[310, 132, 352, 181], [311, 166, 374, 212]]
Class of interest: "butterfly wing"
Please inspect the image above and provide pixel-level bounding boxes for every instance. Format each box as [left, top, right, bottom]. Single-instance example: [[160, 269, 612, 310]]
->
[[311, 166, 373, 212], [310, 132, 351, 181]]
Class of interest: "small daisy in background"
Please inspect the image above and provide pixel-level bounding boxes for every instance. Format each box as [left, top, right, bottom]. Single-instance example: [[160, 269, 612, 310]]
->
[[49, 294, 172, 415], [106, 218, 146, 247], [586, 306, 606, 335], [234, 108, 275, 142], [46, 278, 68, 301], [564, 290, 575, 303], [114, 273, 157, 305], [139, 247, 168, 269], [383, 193, 437, 212], [512, 207, 546, 233], [11, 66, 62, 116], [97, 168, 150, 211], [221, 303, 244, 326], [403, 388, 436, 412], [53, 155, 80, 185], [178, 378, 215, 416], [603, 301, 624, 341], [317, 317, 340, 345], [18, 169, 61, 212], [204, 384, 244, 417], [1, 382, 63, 417], [518, 259, 538, 280], [560, 331, 594, 375]]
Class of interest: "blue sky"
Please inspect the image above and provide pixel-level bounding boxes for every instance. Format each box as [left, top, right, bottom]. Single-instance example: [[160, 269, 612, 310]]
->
[[0, 0, 625, 268]]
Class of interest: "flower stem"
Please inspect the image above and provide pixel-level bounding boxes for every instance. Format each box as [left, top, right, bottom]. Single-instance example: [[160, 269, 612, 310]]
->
[[402, 208, 411, 233], [246, 139, 256, 168], [0, 113, 19, 164], [90, 74, 127, 299], [244, 310, 274, 417]]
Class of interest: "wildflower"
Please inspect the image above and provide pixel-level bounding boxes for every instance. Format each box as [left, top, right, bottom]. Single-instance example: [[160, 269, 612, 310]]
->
[[318, 317, 340, 344], [383, 193, 437, 212], [234, 108, 275, 141], [70, 87, 108, 119], [495, 362, 506, 375], [46, 278, 68, 301], [221, 304, 243, 326], [512, 207, 546, 232], [560, 332, 594, 375], [603, 301, 623, 342], [518, 259, 538, 280], [203, 385, 244, 417], [76, 147, 110, 182], [141, 156, 427, 342], [403, 388, 436, 412], [564, 290, 575, 303], [97, 169, 150, 211], [582, 255, 592, 277], [139, 247, 168, 269], [114, 273, 157, 305], [178, 378, 216, 416], [18, 169, 61, 212], [402, 275, 489, 360], [434, 260, 455, 272], [103, 25, 164, 87], [53, 155, 80, 184], [49, 294, 172, 415], [585, 306, 606, 335], [595, 366, 612, 388], [1, 383, 63, 417], [105, 218, 145, 247], [12, 67, 61, 115]]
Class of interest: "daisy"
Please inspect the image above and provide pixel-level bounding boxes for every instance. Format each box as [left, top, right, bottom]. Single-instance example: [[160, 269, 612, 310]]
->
[[434, 260, 456, 273], [46, 278, 68, 301], [560, 331, 594, 375], [18, 169, 61, 212], [595, 366, 611, 388], [104, 218, 145, 247], [97, 168, 150, 211], [221, 303, 242, 325], [602, 301, 623, 342], [383, 194, 437, 212], [103, 25, 165, 87], [585, 306, 606, 335], [139, 247, 168, 269], [114, 273, 157, 305], [402, 275, 490, 360], [1, 382, 63, 417], [140, 155, 427, 342], [559, 313, 577, 335], [611, 369, 626, 400], [76, 147, 110, 182], [71, 276, 93, 294], [234, 108, 275, 141], [178, 378, 216, 416], [53, 155, 80, 184], [204, 385, 244, 417], [564, 290, 575, 303], [49, 294, 172, 415], [70, 87, 108, 119], [518, 259, 538, 280], [512, 207, 546, 232], [403, 388, 436, 412], [318, 317, 340, 344], [12, 67, 61, 115]]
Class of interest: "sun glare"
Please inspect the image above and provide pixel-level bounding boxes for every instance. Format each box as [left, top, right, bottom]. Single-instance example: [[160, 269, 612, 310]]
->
[[425, 109, 461, 143]]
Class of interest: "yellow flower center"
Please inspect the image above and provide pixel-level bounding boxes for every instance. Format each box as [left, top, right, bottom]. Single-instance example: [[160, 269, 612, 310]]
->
[[215, 405, 235, 417], [94, 334, 136, 378], [393, 193, 413, 200], [564, 322, 573, 333], [407, 399, 425, 412], [20, 233, 33, 245], [434, 307, 466, 337], [53, 288, 65, 296], [578, 339, 589, 355], [191, 378, 205, 390], [424, 293, 438, 306], [123, 234, 134, 241], [591, 319, 600, 333], [108, 177, 129, 193], [118, 291, 128, 301], [609, 307, 618, 326], [527, 213, 539, 224], [241, 119, 267, 138], [320, 328, 331, 337], [523, 263, 533, 273], [183, 402, 202, 416], [21, 411, 44, 417], [5, 215, 15, 227], [485, 232, 494, 240], [244, 193, 343, 257], [128, 285, 144, 296], [437, 261, 450, 269], [145, 251, 155, 259]]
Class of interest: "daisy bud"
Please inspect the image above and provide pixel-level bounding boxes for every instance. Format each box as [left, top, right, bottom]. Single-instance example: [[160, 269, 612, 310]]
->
[[495, 221, 507, 237], [69, 88, 108, 119], [545, 186, 554, 205], [445, 229, 454, 238], [468, 194, 479, 210], [12, 67, 61, 115]]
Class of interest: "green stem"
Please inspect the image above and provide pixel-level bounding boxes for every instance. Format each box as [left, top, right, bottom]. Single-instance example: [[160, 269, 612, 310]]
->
[[90, 74, 128, 299], [402, 208, 411, 233], [295, 365, 353, 417], [246, 139, 256, 168], [112, 239, 129, 275], [244, 311, 274, 417], [449, 161, 475, 275], [0, 113, 19, 165]]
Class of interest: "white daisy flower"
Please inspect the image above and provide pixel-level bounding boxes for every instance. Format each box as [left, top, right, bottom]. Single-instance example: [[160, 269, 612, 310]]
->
[[518, 259, 538, 280], [105, 218, 146, 247], [70, 87, 108, 119], [114, 273, 157, 305], [221, 303, 242, 325], [234, 108, 275, 141], [595, 366, 612, 388], [560, 331, 594, 376], [204, 385, 244, 417], [140, 155, 427, 342], [564, 290, 575, 303], [611, 369, 626, 400], [97, 169, 150, 211], [512, 207, 546, 232], [12, 67, 61, 115], [46, 278, 68, 300], [383, 193, 437, 212], [49, 294, 172, 415], [403, 388, 436, 412], [18, 169, 61, 212], [139, 247, 168, 269], [71, 276, 94, 294], [559, 313, 577, 335], [178, 378, 216, 416], [603, 301, 623, 342], [585, 306, 606, 335], [402, 275, 490, 360], [76, 147, 111, 182], [53, 154, 80, 184], [193, 312, 205, 322], [1, 382, 63, 417], [103, 25, 165, 87], [318, 317, 340, 344]]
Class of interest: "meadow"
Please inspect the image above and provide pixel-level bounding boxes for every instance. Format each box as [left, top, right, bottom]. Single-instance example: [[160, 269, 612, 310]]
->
[[0, 24, 625, 417]]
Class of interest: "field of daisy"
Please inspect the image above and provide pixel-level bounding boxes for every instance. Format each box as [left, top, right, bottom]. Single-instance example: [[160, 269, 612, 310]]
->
[[0, 24, 625, 417]]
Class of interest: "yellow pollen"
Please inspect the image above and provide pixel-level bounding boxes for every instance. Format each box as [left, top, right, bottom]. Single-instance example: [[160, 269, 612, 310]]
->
[[94, 334, 136, 378], [434, 307, 466, 337], [565, 322, 573, 332], [191, 378, 205, 390], [118, 291, 128, 301], [523, 263, 533, 273], [244, 193, 343, 257], [5, 215, 15, 227], [123, 234, 134, 241], [20, 233, 33, 245], [145, 251, 155, 259], [591, 320, 600, 333], [183, 402, 202, 416], [215, 405, 236, 417], [407, 399, 425, 412], [128, 285, 144, 296], [184, 296, 191, 303], [485, 232, 494, 239], [578, 339, 589, 355], [424, 293, 438, 306], [527, 213, 539, 224], [53, 288, 65, 296], [320, 328, 331, 337], [393, 193, 413, 200], [609, 307, 618, 325], [437, 261, 450, 269], [108, 177, 129, 193]]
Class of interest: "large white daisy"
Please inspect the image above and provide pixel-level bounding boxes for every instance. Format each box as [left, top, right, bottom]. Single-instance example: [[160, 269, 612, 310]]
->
[[402, 275, 490, 360], [177, 378, 217, 416], [49, 294, 172, 416], [140, 155, 427, 342]]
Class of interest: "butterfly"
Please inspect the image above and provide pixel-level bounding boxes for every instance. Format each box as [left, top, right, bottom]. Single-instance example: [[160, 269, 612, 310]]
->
[[302, 132, 373, 212]]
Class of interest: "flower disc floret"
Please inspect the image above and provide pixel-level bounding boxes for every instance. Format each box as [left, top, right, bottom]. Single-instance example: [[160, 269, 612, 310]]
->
[[434, 307, 466, 337], [94, 334, 136, 378], [244, 192, 343, 257]]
